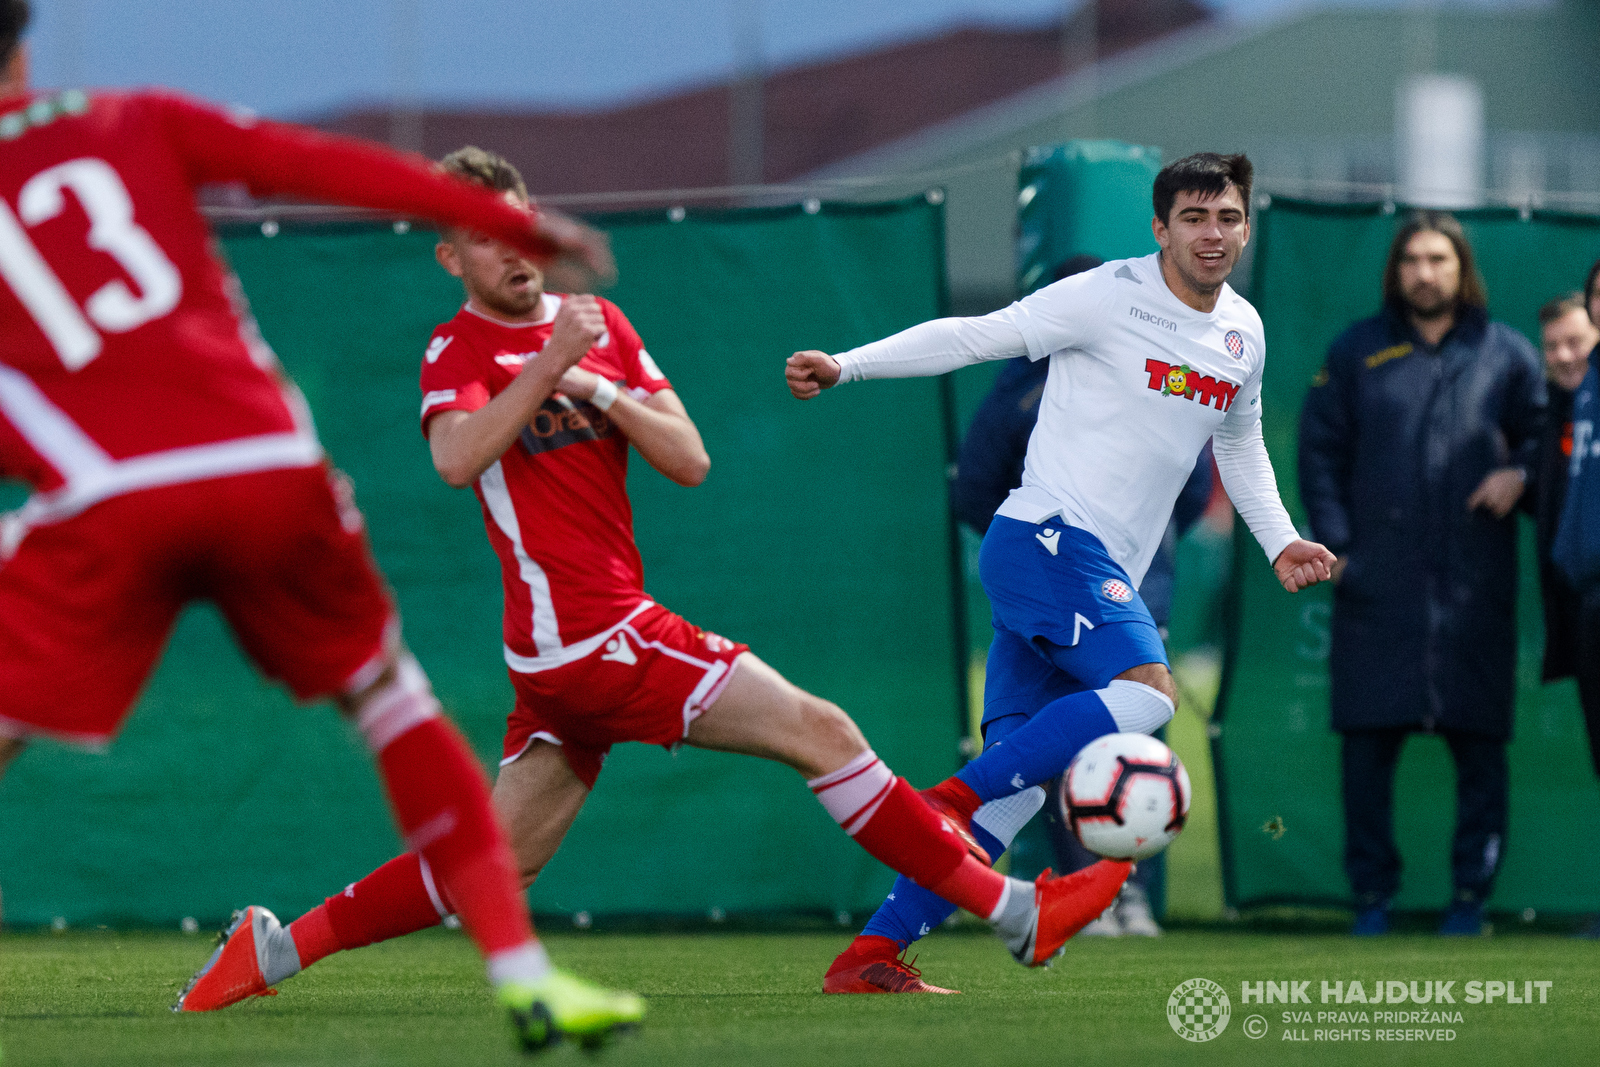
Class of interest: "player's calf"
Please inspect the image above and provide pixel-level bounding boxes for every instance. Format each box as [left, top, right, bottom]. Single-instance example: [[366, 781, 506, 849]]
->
[[343, 650, 553, 997]]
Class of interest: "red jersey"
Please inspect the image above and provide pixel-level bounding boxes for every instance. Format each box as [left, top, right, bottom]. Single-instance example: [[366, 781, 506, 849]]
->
[[418, 296, 674, 669], [0, 87, 559, 532]]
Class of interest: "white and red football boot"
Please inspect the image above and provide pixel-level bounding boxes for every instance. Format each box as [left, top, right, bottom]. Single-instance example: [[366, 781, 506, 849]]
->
[[173, 906, 302, 1012], [1007, 860, 1133, 966]]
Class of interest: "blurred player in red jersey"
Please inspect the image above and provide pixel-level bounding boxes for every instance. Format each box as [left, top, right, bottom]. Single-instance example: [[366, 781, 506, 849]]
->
[[0, 4, 641, 1050], [192, 146, 1132, 1005]]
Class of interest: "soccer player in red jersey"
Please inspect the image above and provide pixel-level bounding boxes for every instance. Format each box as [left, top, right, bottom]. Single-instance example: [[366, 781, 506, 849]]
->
[[0, 5, 639, 1049], [192, 146, 1132, 1005]]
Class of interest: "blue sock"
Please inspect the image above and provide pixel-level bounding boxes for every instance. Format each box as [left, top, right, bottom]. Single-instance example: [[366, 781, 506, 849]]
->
[[860, 822, 1007, 946], [956, 690, 1116, 802]]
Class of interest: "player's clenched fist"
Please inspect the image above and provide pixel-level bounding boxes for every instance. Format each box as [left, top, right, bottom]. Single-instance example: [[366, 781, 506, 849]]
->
[[1272, 538, 1337, 593], [545, 295, 608, 369], [786, 350, 842, 399]]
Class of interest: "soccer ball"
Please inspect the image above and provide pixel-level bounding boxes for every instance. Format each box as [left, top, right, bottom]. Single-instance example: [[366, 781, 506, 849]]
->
[[1061, 733, 1191, 861]]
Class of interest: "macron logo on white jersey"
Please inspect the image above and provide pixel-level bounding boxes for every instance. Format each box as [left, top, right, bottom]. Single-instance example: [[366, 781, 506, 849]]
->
[[424, 335, 453, 363]]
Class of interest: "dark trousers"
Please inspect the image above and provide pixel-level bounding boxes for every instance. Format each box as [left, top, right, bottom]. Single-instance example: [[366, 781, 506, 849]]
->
[[1341, 726, 1508, 907], [1578, 588, 1600, 779]]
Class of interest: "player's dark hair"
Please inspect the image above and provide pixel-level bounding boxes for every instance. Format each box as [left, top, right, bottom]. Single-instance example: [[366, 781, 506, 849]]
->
[[438, 146, 528, 203], [1, 0, 29, 69], [1539, 293, 1588, 328], [1380, 211, 1488, 311], [1152, 153, 1253, 224], [1585, 258, 1600, 319]]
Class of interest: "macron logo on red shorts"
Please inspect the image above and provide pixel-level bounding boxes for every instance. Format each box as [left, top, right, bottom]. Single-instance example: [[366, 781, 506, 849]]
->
[[600, 631, 637, 665]]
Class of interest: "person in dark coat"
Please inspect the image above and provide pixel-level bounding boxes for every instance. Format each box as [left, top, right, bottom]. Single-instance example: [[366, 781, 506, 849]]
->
[[1548, 261, 1600, 938], [1298, 212, 1547, 937], [1526, 294, 1598, 683], [950, 254, 1217, 936]]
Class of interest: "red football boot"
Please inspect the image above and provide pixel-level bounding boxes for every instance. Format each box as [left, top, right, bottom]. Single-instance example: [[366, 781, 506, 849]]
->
[[1007, 860, 1133, 966], [823, 935, 960, 994], [173, 906, 300, 1012], [920, 778, 991, 866]]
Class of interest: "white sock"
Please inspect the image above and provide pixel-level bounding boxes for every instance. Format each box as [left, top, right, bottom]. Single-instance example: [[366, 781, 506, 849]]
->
[[487, 941, 553, 988], [972, 786, 1047, 849], [806, 750, 894, 835]]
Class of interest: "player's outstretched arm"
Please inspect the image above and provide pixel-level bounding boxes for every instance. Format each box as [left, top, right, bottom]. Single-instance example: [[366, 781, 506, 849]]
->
[[153, 92, 614, 285], [786, 351, 842, 400], [787, 315, 1030, 399], [428, 297, 607, 488], [1272, 539, 1337, 593]]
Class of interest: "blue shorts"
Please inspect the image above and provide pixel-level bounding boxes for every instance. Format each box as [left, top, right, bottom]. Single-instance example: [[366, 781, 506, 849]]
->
[[978, 515, 1167, 727]]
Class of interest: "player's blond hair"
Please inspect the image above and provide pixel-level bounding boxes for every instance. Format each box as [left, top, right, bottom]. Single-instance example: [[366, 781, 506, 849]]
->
[[438, 146, 528, 204]]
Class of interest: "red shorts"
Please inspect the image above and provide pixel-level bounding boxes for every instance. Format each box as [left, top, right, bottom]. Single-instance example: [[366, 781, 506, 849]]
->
[[502, 603, 748, 788], [0, 465, 396, 745]]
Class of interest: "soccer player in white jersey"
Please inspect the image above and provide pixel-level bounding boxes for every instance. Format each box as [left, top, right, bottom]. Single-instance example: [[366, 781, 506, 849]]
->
[[787, 153, 1335, 992]]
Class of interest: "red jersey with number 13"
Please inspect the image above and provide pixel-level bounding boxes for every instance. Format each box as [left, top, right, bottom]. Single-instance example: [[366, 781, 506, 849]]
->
[[419, 296, 674, 670], [0, 87, 558, 528]]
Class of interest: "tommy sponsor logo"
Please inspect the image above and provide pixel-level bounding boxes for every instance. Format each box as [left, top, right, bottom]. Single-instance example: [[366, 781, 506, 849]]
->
[[1144, 359, 1241, 411], [601, 631, 638, 665], [1101, 579, 1134, 603], [424, 335, 453, 363], [1036, 528, 1060, 555], [1129, 306, 1178, 331]]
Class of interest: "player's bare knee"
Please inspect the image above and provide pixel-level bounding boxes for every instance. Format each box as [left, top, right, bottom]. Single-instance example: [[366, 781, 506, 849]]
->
[[797, 695, 868, 763], [1117, 662, 1178, 710]]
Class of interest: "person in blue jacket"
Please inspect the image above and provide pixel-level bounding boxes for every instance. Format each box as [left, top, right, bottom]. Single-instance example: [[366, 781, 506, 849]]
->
[[1550, 258, 1600, 937], [950, 254, 1216, 937], [1299, 212, 1547, 937]]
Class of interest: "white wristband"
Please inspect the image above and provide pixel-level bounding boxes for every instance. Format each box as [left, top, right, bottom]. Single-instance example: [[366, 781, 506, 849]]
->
[[590, 377, 619, 411]]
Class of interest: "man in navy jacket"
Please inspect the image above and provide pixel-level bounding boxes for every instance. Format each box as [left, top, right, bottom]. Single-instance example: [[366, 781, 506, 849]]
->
[[1299, 212, 1546, 937]]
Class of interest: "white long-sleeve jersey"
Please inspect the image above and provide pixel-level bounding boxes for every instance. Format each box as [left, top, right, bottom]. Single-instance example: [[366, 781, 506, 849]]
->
[[833, 252, 1299, 586]]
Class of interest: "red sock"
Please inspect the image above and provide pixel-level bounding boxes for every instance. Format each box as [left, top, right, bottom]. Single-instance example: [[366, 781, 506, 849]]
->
[[929, 855, 1006, 918], [808, 751, 1007, 916], [372, 715, 532, 957], [287, 905, 341, 968], [290, 853, 453, 968]]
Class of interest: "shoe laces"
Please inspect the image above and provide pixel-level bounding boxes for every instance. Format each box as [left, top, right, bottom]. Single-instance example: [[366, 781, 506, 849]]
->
[[860, 950, 928, 992]]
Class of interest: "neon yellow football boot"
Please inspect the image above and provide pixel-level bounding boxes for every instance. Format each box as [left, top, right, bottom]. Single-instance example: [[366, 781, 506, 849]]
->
[[499, 969, 645, 1052]]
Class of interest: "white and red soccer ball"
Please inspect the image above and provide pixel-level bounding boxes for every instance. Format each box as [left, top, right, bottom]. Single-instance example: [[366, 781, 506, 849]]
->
[[1061, 733, 1191, 861]]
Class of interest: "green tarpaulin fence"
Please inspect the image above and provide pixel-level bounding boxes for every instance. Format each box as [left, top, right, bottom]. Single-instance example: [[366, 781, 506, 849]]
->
[[1218, 197, 1600, 913], [0, 196, 965, 927]]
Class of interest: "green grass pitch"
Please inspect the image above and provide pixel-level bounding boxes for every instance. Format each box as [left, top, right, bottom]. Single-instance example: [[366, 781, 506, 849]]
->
[[2, 927, 1595, 1066]]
